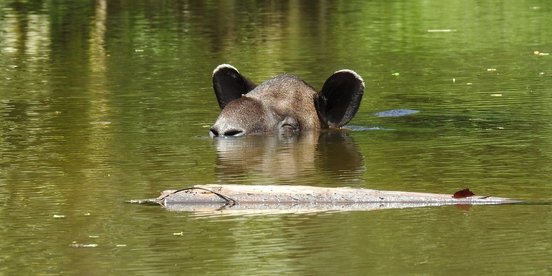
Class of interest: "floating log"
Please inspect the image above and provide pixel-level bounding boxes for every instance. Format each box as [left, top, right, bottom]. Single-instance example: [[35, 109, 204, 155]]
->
[[129, 184, 519, 216]]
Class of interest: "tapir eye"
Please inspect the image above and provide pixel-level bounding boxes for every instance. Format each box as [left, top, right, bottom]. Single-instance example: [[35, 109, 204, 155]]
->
[[278, 117, 300, 133], [281, 123, 298, 131]]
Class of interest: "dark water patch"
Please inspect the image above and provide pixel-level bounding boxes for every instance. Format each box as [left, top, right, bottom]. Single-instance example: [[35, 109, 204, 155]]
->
[[374, 109, 419, 117]]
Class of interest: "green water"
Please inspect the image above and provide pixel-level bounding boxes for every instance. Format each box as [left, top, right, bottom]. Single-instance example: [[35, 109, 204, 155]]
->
[[1, 0, 551, 274]]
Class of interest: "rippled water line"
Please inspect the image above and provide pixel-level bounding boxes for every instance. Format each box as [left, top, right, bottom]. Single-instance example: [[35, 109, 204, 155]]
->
[[1, 0, 552, 274]]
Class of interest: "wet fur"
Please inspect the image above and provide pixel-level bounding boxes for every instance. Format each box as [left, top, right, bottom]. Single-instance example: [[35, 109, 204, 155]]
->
[[210, 64, 364, 136]]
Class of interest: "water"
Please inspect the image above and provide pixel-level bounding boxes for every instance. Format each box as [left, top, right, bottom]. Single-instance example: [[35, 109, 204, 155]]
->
[[1, 0, 551, 274]]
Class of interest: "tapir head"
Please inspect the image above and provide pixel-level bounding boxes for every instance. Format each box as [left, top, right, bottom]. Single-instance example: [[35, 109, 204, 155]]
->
[[210, 64, 364, 137]]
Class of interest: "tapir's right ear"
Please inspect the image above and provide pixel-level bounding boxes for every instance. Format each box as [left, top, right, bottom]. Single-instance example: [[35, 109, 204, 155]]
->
[[212, 64, 256, 109], [317, 70, 364, 128]]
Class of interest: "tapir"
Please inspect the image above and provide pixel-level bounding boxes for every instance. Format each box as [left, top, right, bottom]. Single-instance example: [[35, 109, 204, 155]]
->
[[210, 64, 364, 137]]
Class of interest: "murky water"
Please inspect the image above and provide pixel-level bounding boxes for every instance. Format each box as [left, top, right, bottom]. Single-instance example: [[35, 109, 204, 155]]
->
[[1, 0, 551, 274]]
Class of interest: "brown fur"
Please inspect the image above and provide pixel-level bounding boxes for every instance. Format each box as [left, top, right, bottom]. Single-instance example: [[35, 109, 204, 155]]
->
[[210, 64, 364, 137], [245, 75, 321, 131]]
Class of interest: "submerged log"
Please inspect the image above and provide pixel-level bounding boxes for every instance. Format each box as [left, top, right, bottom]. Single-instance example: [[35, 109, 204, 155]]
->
[[130, 184, 520, 216]]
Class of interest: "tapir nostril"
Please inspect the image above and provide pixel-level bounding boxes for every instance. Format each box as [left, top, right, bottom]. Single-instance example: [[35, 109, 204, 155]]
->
[[223, 129, 244, 137], [209, 128, 219, 137], [209, 125, 245, 137]]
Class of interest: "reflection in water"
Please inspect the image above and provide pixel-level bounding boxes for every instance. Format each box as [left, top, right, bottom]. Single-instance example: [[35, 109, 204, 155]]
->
[[162, 201, 484, 217], [213, 130, 364, 184], [0, 0, 551, 275]]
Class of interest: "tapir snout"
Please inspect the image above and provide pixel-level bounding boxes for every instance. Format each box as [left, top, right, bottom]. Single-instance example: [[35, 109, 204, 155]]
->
[[210, 64, 364, 137]]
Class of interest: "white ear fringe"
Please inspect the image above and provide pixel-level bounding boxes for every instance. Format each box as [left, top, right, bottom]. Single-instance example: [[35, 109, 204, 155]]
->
[[213, 64, 239, 76], [334, 69, 365, 88]]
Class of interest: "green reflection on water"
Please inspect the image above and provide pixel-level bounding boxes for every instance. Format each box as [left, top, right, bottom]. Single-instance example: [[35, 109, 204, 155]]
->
[[0, 0, 551, 274]]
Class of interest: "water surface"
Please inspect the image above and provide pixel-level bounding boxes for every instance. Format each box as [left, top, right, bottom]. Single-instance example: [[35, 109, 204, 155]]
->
[[1, 0, 551, 274]]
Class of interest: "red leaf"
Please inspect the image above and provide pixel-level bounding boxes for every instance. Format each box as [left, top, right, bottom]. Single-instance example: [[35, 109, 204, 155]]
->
[[453, 188, 475, 198]]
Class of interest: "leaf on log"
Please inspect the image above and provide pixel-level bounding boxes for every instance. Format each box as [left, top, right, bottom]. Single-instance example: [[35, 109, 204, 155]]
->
[[453, 188, 475, 198]]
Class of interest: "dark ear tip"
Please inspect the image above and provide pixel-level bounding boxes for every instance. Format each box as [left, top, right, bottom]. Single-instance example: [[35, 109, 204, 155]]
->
[[333, 69, 365, 89], [213, 64, 239, 76]]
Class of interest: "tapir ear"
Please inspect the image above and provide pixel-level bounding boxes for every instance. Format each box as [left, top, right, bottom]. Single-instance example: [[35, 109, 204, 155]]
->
[[317, 70, 364, 128], [212, 64, 256, 109]]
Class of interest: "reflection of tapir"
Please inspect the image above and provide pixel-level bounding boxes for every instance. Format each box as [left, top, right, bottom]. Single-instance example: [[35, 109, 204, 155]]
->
[[214, 130, 364, 182], [210, 64, 364, 137]]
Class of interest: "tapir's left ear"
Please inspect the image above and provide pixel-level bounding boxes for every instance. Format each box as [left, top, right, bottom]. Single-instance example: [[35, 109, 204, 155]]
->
[[212, 64, 256, 109], [317, 70, 364, 128]]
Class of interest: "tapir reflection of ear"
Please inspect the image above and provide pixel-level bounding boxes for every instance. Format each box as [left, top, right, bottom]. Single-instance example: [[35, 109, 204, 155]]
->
[[317, 70, 364, 128], [212, 64, 256, 109]]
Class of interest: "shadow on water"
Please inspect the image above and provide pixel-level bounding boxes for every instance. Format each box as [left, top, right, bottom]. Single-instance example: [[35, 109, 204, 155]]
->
[[212, 130, 365, 184]]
